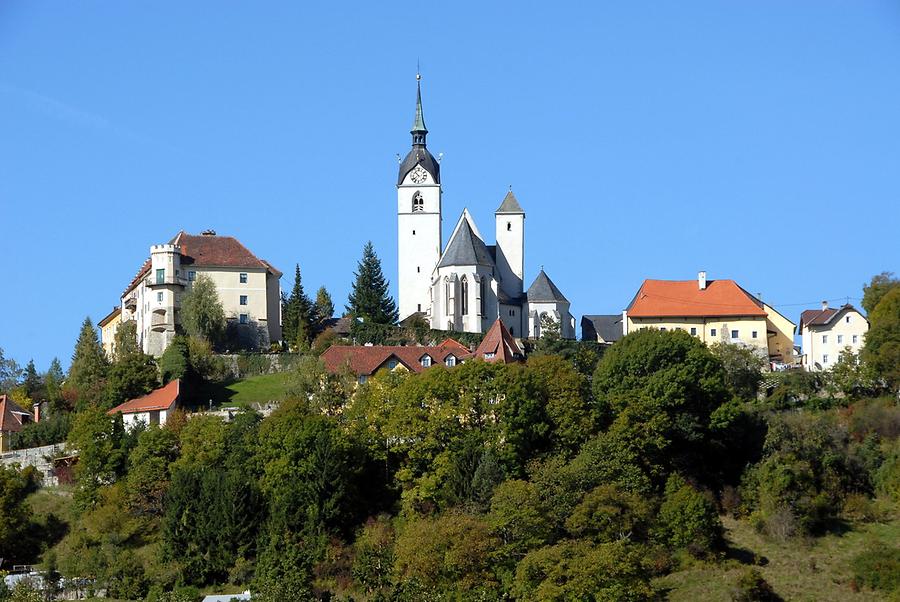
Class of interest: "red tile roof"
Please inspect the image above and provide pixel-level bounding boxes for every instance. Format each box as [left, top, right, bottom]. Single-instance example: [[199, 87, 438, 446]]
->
[[798, 304, 865, 331], [108, 380, 180, 415], [0, 395, 31, 433], [124, 231, 281, 294], [474, 319, 523, 363], [627, 279, 767, 318], [321, 340, 474, 376]]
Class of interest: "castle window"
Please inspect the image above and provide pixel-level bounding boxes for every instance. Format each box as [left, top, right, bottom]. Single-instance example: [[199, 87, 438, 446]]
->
[[156, 269, 165, 284], [413, 230, 416, 235], [461, 278, 469, 316], [240, 273, 248, 284], [157, 292, 163, 303], [412, 191, 424, 212], [731, 330, 739, 339], [417, 266, 420, 273], [690, 327, 697, 336], [710, 328, 717, 337], [240, 295, 248, 306], [188, 271, 196, 281], [239, 314, 249, 324]]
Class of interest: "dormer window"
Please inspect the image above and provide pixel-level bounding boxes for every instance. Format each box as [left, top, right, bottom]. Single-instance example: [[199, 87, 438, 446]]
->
[[412, 191, 424, 212], [420, 355, 432, 367], [445, 355, 457, 367]]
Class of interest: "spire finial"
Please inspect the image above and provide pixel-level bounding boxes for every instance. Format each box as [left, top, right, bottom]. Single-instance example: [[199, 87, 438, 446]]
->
[[411, 67, 428, 145]]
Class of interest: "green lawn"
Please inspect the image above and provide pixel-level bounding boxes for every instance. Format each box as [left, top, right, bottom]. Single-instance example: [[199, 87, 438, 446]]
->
[[190, 372, 296, 410], [656, 515, 900, 601]]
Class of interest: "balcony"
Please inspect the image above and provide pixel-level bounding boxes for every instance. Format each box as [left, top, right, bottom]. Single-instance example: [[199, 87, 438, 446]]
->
[[145, 276, 187, 288], [150, 313, 172, 332], [124, 293, 138, 310]]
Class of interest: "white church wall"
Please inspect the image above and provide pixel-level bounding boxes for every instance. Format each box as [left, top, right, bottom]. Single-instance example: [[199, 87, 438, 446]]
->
[[398, 168, 441, 321]]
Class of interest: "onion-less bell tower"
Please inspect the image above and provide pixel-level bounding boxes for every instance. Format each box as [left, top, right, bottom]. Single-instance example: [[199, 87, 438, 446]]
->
[[397, 74, 442, 321]]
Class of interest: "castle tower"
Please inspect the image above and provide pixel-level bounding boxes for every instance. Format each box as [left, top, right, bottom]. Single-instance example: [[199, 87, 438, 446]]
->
[[397, 74, 442, 321], [494, 190, 525, 299]]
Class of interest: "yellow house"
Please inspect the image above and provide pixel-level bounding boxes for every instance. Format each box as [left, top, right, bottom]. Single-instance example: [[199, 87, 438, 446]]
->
[[624, 272, 795, 365], [98, 306, 122, 359]]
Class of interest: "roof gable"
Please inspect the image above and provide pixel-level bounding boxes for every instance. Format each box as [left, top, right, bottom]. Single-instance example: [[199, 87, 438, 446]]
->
[[0, 395, 31, 433], [321, 340, 475, 376], [799, 304, 867, 331], [527, 270, 568, 303], [438, 211, 495, 268], [582, 315, 623, 343], [474, 319, 523, 363], [627, 279, 767, 318], [109, 380, 181, 415]]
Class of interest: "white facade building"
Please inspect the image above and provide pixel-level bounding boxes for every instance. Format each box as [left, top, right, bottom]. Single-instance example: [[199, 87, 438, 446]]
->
[[117, 231, 282, 356], [799, 302, 869, 371], [397, 76, 574, 339]]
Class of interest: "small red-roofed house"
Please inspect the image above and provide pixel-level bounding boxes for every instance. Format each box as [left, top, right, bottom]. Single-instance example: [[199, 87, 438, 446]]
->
[[474, 319, 524, 363], [321, 338, 475, 383], [0, 395, 33, 452], [623, 272, 795, 363], [108, 379, 181, 430]]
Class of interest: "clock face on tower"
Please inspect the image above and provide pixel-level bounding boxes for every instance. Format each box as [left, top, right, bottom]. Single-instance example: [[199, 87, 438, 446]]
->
[[410, 165, 428, 184]]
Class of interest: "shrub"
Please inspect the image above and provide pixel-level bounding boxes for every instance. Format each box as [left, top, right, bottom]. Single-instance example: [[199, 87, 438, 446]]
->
[[655, 474, 722, 555], [851, 543, 900, 593], [730, 568, 781, 601]]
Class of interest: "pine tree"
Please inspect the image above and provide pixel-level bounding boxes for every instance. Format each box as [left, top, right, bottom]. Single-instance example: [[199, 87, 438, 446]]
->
[[282, 264, 314, 348], [44, 358, 65, 407], [346, 241, 398, 325], [314, 286, 334, 326], [68, 317, 109, 399], [112, 320, 142, 361], [22, 360, 41, 398]]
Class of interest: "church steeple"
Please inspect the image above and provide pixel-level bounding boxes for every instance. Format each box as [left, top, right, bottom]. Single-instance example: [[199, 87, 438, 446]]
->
[[411, 73, 428, 147]]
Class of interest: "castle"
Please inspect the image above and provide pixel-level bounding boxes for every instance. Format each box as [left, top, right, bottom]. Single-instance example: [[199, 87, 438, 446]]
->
[[397, 76, 575, 339]]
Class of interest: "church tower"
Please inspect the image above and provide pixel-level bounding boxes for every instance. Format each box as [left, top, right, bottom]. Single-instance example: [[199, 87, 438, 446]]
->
[[495, 190, 525, 300], [397, 74, 442, 321]]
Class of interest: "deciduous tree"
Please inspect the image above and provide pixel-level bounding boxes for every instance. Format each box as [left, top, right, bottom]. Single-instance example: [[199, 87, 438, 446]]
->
[[181, 275, 226, 346]]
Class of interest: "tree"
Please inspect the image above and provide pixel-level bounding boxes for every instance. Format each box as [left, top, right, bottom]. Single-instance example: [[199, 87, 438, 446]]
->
[[346, 241, 398, 326], [105, 352, 159, 410], [68, 407, 129, 510], [127, 426, 180, 519], [181, 274, 226, 346], [68, 317, 109, 403], [654, 473, 721, 555], [862, 271, 899, 315], [0, 347, 22, 393], [112, 320, 142, 361], [314, 286, 334, 327], [282, 264, 315, 349], [21, 360, 41, 398], [0, 465, 41, 564], [709, 342, 766, 401], [44, 357, 65, 407], [862, 286, 900, 393], [158, 336, 190, 384]]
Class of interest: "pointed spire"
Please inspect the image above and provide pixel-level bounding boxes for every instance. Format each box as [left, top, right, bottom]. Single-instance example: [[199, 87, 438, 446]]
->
[[411, 72, 428, 146]]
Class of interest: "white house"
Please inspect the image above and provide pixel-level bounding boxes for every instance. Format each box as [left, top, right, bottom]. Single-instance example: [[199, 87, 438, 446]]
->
[[396, 75, 574, 338], [108, 379, 181, 430], [798, 302, 869, 371], [115, 230, 282, 356]]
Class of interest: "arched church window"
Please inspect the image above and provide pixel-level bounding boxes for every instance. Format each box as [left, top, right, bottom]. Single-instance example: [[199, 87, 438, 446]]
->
[[479, 279, 486, 315], [460, 277, 469, 316], [412, 191, 424, 212], [507, 221, 511, 231]]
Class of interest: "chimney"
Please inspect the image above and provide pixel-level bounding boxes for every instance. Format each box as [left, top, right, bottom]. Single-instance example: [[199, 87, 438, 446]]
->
[[822, 300, 828, 311], [698, 271, 707, 290], [32, 402, 40, 424]]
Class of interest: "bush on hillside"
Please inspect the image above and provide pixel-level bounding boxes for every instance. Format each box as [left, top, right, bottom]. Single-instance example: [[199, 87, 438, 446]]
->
[[851, 543, 900, 593], [730, 568, 782, 601]]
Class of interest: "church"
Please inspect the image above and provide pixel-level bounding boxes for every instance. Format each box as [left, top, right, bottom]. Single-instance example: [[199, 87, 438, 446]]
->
[[397, 76, 575, 339]]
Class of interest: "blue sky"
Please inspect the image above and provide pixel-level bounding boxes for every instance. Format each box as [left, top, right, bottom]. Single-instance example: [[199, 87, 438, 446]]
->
[[1, 2, 899, 371]]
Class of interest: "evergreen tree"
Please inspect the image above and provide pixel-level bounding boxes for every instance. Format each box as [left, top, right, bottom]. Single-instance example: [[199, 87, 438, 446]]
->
[[159, 336, 191, 384], [0, 347, 22, 393], [181, 275, 226, 346], [346, 241, 398, 325], [314, 286, 334, 326], [22, 359, 41, 398], [282, 264, 314, 348], [68, 317, 109, 400], [112, 320, 142, 361], [44, 358, 65, 407]]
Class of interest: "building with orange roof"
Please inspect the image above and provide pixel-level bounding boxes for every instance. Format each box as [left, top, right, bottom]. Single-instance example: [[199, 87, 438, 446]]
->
[[798, 301, 868, 371], [321, 338, 474, 384], [0, 395, 33, 452], [112, 230, 282, 357], [108, 379, 181, 430], [474, 319, 524, 363], [624, 272, 796, 364]]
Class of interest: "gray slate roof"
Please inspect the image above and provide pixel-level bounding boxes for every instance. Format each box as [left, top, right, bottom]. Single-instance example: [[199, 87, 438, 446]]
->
[[438, 219, 495, 268], [495, 191, 524, 214], [527, 270, 568, 303], [398, 147, 440, 185], [581, 315, 623, 343]]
